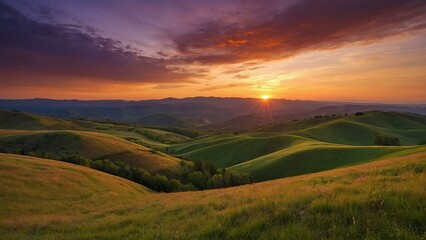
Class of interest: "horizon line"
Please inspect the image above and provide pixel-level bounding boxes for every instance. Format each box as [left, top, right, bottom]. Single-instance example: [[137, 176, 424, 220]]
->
[[0, 96, 425, 105]]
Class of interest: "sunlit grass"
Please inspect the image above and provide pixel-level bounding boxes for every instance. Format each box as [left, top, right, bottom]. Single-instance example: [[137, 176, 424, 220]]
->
[[0, 129, 183, 175], [1, 152, 425, 239]]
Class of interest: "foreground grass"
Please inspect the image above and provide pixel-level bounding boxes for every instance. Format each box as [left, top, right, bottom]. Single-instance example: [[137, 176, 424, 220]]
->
[[1, 152, 425, 239]]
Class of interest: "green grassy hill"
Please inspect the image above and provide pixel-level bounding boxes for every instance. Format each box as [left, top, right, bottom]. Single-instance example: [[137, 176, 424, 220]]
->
[[0, 153, 150, 238], [0, 130, 184, 177], [0, 110, 81, 130], [135, 113, 195, 128], [2, 110, 425, 183], [170, 112, 426, 181], [98, 127, 190, 150], [202, 114, 272, 131], [230, 144, 425, 181], [1, 152, 425, 239], [0, 109, 192, 149], [258, 112, 426, 146]]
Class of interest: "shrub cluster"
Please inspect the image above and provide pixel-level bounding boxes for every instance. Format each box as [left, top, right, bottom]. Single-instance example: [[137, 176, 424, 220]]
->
[[373, 134, 400, 146], [55, 155, 200, 192], [182, 160, 252, 189], [134, 129, 173, 144]]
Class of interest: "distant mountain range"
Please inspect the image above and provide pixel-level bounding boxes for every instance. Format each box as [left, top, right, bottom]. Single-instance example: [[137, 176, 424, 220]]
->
[[0, 97, 425, 130]]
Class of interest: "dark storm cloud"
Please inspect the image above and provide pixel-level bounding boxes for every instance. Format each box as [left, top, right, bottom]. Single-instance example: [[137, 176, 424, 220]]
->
[[174, 0, 426, 64], [0, 2, 194, 85]]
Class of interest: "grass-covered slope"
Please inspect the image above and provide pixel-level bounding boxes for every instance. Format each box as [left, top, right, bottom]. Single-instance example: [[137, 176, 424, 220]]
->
[[0, 130, 183, 176], [99, 127, 190, 150], [258, 111, 426, 145], [170, 112, 426, 181], [0, 110, 81, 130], [0, 154, 150, 234], [135, 113, 195, 128], [0, 109, 192, 149], [230, 144, 425, 181], [0, 109, 196, 176], [1, 152, 425, 239]]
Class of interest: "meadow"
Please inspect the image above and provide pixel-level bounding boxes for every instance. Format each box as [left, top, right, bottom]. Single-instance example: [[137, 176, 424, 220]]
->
[[1, 152, 425, 239]]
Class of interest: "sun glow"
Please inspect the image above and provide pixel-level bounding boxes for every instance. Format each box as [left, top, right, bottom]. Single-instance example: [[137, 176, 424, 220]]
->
[[261, 95, 269, 100]]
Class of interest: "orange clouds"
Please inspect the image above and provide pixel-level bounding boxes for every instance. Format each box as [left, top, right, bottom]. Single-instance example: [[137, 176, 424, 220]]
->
[[1, 0, 426, 102], [174, 0, 426, 64]]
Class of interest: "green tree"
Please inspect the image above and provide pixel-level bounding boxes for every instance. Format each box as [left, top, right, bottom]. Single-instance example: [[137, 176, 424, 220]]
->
[[168, 179, 182, 192], [373, 134, 400, 146], [207, 174, 224, 189], [189, 171, 206, 189]]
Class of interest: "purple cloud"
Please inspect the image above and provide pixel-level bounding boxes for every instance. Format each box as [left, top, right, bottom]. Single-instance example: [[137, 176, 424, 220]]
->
[[0, 2, 197, 86]]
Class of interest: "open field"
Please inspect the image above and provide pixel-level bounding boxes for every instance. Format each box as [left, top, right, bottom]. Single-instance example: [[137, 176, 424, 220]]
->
[[1, 152, 425, 239]]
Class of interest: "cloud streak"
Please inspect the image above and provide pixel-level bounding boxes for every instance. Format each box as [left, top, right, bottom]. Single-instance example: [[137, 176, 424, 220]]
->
[[174, 0, 426, 64], [200, 82, 252, 91], [0, 0, 425, 101]]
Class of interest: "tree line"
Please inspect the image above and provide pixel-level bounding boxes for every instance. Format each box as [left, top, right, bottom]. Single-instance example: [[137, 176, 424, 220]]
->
[[0, 148, 252, 192], [62, 155, 253, 192]]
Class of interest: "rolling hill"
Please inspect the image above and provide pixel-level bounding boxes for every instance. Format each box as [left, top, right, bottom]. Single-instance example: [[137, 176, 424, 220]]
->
[[0, 129, 184, 177], [1, 152, 425, 239], [135, 113, 196, 128], [2, 109, 425, 183], [257, 111, 426, 145], [98, 127, 191, 150], [0, 153, 150, 237], [0, 109, 81, 130], [202, 114, 273, 131], [170, 112, 426, 181], [0, 108, 192, 148], [1, 98, 425, 128]]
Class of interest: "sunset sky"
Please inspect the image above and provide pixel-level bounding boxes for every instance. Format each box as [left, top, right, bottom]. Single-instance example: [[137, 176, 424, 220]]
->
[[1, 0, 425, 102]]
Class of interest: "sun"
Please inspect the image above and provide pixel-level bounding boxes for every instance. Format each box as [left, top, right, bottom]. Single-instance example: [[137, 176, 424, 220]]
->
[[261, 95, 269, 100]]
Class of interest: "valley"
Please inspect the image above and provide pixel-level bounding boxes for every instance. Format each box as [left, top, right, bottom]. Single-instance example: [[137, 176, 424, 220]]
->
[[0, 107, 425, 239]]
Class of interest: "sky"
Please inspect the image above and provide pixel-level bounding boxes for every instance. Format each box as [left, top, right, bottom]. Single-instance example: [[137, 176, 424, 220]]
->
[[0, 0, 426, 102]]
